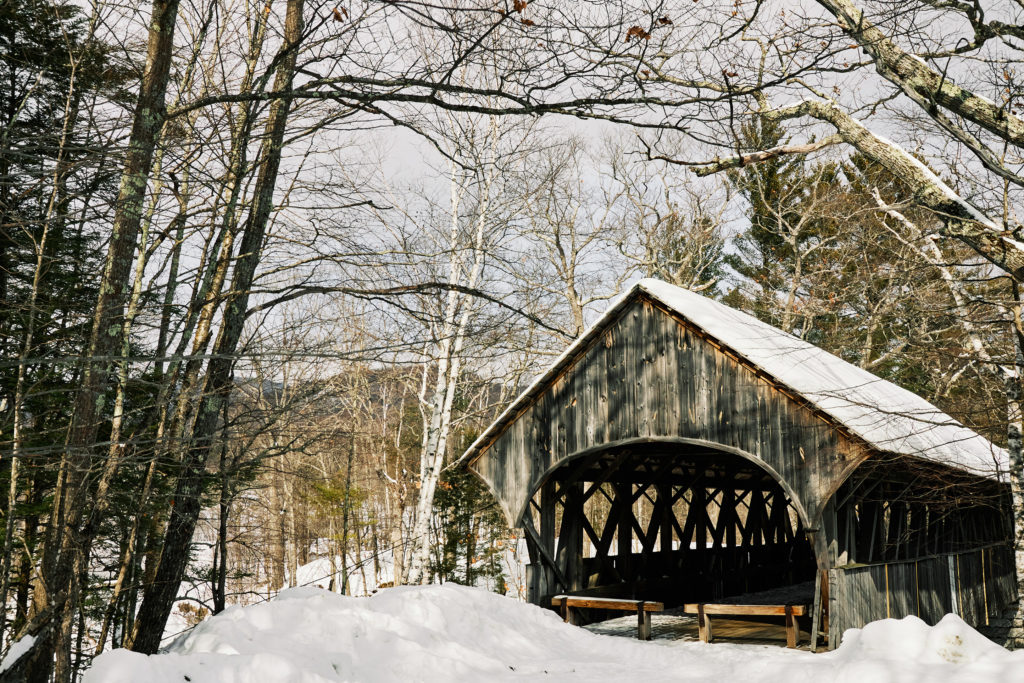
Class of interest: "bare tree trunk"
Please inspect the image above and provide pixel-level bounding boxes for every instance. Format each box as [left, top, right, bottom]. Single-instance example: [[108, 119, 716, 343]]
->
[[96, 460, 157, 653], [155, 169, 190, 379], [356, 521, 369, 596], [127, 0, 304, 651], [405, 142, 496, 584], [213, 458, 231, 614], [287, 477, 298, 587], [466, 515, 477, 586], [371, 522, 380, 589], [341, 435, 354, 595], [1009, 293, 1024, 597], [270, 480, 286, 591], [391, 518, 405, 587]]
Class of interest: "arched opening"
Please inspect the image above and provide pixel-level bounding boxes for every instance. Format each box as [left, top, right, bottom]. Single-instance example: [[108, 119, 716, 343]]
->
[[522, 439, 818, 620]]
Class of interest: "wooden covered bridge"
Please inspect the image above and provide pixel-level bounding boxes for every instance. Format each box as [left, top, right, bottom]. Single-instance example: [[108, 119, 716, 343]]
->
[[463, 278, 1016, 648]]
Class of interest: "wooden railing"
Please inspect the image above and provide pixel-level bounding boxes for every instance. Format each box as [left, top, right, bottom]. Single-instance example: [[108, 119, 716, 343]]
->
[[828, 542, 1017, 646]]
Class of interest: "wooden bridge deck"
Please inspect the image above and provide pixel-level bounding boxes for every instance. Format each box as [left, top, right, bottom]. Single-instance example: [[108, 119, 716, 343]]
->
[[583, 609, 810, 648], [583, 582, 817, 648]]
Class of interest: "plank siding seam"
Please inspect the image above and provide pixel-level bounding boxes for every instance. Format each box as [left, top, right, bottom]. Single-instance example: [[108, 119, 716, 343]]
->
[[884, 564, 890, 618], [915, 561, 920, 617], [645, 298, 880, 459], [981, 549, 988, 624]]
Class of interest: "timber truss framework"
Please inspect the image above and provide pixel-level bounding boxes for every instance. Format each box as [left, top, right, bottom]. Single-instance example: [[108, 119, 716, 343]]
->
[[521, 444, 815, 603]]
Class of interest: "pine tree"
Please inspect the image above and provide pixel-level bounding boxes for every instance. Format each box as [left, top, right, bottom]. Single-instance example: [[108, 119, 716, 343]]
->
[[723, 116, 836, 331], [0, 0, 127, 665]]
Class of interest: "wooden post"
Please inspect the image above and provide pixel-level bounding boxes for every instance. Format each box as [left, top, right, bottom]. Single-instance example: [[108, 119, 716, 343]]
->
[[522, 516, 570, 596], [637, 601, 651, 640], [693, 481, 707, 573], [785, 603, 798, 648], [541, 480, 557, 599], [697, 603, 712, 643], [809, 569, 822, 652], [541, 480, 556, 561], [560, 596, 570, 623], [556, 481, 585, 594], [825, 568, 834, 649], [658, 482, 673, 560], [723, 486, 737, 550], [616, 480, 633, 584]]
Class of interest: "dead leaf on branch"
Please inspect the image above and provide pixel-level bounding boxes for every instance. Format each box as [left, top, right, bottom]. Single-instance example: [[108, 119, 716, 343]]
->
[[513, 0, 528, 12], [657, 16, 672, 25], [625, 25, 650, 42], [521, 17, 535, 26], [332, 6, 347, 22]]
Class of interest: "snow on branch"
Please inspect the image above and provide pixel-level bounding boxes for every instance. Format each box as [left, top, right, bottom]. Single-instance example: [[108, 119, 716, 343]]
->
[[680, 136, 843, 175], [816, 0, 1024, 148]]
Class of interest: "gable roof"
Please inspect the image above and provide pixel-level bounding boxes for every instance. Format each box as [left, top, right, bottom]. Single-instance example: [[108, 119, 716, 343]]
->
[[464, 278, 1007, 480]]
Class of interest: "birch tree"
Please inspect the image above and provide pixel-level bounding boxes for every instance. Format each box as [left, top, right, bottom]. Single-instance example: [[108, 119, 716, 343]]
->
[[403, 113, 511, 585], [126, 0, 308, 654]]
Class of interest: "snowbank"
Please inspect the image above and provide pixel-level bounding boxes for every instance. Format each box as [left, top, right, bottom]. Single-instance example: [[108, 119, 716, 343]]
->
[[0, 634, 35, 674], [86, 584, 1024, 683]]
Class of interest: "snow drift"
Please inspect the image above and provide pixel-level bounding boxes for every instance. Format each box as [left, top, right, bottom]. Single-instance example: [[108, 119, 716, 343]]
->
[[85, 584, 1024, 682]]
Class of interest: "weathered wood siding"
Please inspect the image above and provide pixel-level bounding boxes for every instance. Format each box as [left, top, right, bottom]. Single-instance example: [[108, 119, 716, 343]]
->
[[471, 297, 869, 531], [827, 544, 1017, 645]]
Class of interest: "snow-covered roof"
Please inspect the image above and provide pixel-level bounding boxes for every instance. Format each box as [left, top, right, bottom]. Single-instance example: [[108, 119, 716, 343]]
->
[[465, 278, 1007, 480]]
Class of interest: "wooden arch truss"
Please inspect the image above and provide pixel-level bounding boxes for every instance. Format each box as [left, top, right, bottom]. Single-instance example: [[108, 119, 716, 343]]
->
[[522, 442, 818, 612]]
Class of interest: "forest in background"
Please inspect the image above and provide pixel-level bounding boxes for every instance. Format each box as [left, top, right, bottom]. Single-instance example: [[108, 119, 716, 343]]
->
[[1, 0, 1024, 679]]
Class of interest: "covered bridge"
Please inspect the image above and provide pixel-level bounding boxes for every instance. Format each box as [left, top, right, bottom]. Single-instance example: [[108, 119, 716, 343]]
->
[[463, 278, 1016, 647]]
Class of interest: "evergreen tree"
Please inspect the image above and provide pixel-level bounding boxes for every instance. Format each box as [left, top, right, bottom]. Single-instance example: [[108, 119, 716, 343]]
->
[[723, 116, 844, 334], [431, 465, 509, 592], [724, 130, 1000, 432], [0, 0, 127, 652], [0, 0, 126, 452]]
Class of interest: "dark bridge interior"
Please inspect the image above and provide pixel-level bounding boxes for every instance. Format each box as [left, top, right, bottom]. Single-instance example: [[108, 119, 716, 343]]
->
[[525, 442, 818, 619]]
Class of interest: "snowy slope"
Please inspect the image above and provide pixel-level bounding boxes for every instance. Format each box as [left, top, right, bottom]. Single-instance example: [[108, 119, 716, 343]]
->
[[86, 584, 1024, 683]]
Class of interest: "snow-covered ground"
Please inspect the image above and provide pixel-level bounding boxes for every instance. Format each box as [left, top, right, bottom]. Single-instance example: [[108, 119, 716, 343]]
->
[[152, 531, 530, 649], [86, 584, 1024, 682]]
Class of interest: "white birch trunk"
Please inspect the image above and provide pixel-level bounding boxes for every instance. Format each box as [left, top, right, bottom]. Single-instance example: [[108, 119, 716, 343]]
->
[[405, 118, 499, 584]]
